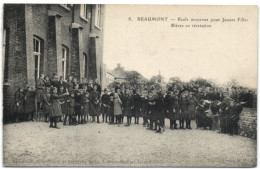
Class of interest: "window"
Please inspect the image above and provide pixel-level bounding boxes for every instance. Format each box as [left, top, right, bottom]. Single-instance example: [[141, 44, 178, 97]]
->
[[80, 4, 91, 21], [95, 4, 102, 28], [61, 46, 68, 79], [33, 37, 41, 81]]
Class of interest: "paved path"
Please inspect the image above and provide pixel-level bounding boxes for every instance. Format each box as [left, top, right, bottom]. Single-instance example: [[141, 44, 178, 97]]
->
[[3, 120, 256, 167]]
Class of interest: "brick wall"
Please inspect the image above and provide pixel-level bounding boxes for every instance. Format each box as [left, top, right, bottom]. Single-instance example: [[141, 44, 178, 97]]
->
[[3, 5, 28, 121], [3, 4, 105, 122], [238, 107, 257, 139]]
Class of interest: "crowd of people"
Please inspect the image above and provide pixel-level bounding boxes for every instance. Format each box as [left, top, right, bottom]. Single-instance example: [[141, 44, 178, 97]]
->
[[13, 73, 256, 135]]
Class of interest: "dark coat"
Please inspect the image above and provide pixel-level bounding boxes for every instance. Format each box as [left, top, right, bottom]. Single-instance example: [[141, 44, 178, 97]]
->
[[89, 91, 101, 116], [122, 94, 133, 117], [164, 94, 173, 119], [101, 94, 110, 115], [179, 98, 189, 119], [155, 95, 165, 120], [66, 97, 75, 116], [133, 94, 142, 117]]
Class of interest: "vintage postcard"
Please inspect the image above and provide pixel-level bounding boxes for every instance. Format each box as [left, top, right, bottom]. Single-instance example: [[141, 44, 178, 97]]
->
[[2, 4, 258, 167]]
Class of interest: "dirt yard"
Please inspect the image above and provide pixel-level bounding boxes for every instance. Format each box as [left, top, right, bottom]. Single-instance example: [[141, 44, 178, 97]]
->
[[3, 120, 256, 167]]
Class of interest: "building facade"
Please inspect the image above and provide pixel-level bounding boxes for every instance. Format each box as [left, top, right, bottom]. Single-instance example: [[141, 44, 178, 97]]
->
[[3, 4, 105, 120]]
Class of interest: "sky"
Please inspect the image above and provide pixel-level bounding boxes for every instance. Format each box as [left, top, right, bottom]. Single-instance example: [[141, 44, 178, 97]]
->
[[103, 5, 258, 88]]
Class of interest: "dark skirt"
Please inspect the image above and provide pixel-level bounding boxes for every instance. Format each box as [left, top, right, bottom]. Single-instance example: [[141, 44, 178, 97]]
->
[[179, 106, 188, 119], [74, 105, 82, 115], [89, 102, 101, 116], [133, 107, 141, 117], [187, 105, 195, 120], [50, 100, 62, 117], [82, 103, 89, 115], [123, 106, 132, 117], [66, 106, 75, 116]]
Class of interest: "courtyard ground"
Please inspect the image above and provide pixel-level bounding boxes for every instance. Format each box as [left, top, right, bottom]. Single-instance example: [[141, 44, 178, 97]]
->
[[3, 119, 257, 167]]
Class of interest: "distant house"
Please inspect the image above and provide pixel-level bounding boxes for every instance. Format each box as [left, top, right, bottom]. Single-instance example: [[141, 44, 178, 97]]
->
[[112, 63, 126, 83]]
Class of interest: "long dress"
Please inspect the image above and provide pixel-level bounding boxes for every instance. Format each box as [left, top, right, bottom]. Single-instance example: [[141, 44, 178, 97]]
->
[[114, 97, 122, 116]]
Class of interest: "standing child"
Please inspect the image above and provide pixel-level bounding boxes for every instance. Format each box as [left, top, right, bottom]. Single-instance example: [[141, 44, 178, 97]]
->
[[147, 91, 156, 130], [89, 85, 101, 123], [24, 86, 36, 121], [123, 89, 133, 127], [74, 84, 82, 124], [141, 90, 149, 127], [42, 87, 51, 123], [49, 87, 64, 129], [108, 95, 114, 124], [132, 90, 142, 124], [81, 92, 90, 123], [179, 91, 189, 129], [101, 89, 110, 123], [64, 92, 75, 126], [14, 88, 25, 122], [114, 93, 122, 125]]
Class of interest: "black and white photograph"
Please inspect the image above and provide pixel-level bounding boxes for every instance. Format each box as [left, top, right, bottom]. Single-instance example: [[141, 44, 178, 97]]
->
[[1, 3, 258, 167]]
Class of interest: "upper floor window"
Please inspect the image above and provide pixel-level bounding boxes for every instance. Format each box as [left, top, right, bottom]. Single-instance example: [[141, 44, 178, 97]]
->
[[95, 4, 102, 28], [80, 4, 91, 21]]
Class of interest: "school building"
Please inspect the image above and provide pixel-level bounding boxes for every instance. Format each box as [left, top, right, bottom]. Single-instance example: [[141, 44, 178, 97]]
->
[[3, 4, 105, 121]]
